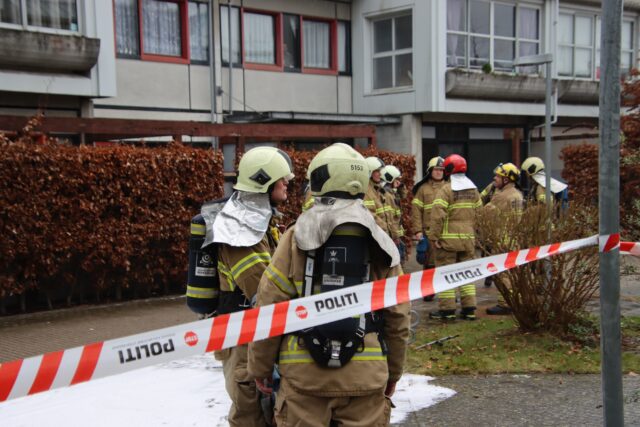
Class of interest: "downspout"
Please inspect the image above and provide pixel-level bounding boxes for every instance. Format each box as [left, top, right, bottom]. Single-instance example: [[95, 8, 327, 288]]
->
[[227, 0, 233, 117], [208, 0, 218, 149]]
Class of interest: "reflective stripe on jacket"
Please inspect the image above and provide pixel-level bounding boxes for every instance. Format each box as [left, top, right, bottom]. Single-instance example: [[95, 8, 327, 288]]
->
[[428, 181, 481, 252]]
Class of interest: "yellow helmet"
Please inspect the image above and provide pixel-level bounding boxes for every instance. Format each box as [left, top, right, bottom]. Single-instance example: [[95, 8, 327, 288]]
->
[[426, 156, 445, 176], [521, 157, 545, 176], [308, 143, 369, 197], [381, 165, 401, 184], [234, 147, 294, 193], [494, 162, 520, 182], [365, 156, 385, 177]]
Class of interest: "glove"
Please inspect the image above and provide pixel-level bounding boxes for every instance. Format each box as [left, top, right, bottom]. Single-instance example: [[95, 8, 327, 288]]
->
[[384, 381, 397, 398], [255, 377, 273, 395]]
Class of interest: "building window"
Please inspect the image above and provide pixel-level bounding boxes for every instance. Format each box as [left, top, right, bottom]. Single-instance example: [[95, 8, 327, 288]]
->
[[559, 11, 635, 80], [283, 14, 300, 70], [115, 0, 140, 56], [338, 20, 351, 74], [189, 1, 209, 63], [558, 13, 593, 78], [447, 0, 540, 73], [595, 17, 634, 79], [372, 13, 413, 90], [244, 11, 278, 65], [114, 0, 204, 64], [220, 5, 240, 65], [142, 0, 182, 57], [220, 8, 346, 75], [0, 0, 78, 31], [303, 19, 332, 69]]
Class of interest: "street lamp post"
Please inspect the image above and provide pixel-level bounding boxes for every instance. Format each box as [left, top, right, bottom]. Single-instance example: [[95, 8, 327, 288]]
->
[[513, 53, 554, 223]]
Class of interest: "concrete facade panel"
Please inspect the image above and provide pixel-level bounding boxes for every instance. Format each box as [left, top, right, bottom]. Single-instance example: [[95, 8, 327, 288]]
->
[[95, 60, 190, 110], [243, 70, 341, 113], [189, 65, 213, 110]]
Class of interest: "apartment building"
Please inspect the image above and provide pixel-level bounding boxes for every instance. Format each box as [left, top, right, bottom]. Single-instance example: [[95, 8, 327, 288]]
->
[[0, 0, 636, 185], [352, 0, 637, 184]]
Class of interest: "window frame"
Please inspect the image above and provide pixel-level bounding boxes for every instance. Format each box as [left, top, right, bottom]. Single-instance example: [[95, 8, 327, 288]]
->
[[219, 4, 242, 68], [300, 15, 338, 75], [0, 0, 81, 35], [446, 0, 542, 74], [188, 0, 211, 65], [558, 9, 636, 81], [241, 7, 283, 72], [370, 12, 414, 91], [113, 0, 194, 64], [337, 19, 352, 75]]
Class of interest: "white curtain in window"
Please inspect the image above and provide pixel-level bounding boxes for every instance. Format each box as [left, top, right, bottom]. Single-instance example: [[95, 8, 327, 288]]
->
[[143, 0, 181, 57], [0, 0, 21, 24], [303, 20, 330, 68], [189, 2, 209, 62], [115, 0, 139, 56], [245, 12, 275, 64], [447, 0, 464, 66], [221, 6, 240, 64], [27, 0, 78, 30]]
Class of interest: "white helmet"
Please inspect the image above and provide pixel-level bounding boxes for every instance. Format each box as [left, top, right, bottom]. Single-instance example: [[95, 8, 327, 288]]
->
[[381, 165, 401, 184], [307, 143, 369, 197]]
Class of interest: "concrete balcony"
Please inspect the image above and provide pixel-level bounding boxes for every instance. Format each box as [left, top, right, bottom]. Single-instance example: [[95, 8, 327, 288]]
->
[[0, 28, 100, 74], [445, 69, 599, 105]]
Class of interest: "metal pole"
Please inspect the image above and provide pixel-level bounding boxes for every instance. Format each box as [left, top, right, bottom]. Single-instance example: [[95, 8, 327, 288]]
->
[[544, 61, 552, 223], [599, 0, 623, 425], [227, 0, 233, 116]]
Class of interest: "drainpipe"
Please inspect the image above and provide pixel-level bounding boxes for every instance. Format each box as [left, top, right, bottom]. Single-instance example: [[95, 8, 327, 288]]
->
[[208, 0, 219, 149], [227, 0, 233, 117]]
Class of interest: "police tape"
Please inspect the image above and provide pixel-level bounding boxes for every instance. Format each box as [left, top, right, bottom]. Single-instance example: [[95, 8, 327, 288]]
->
[[0, 235, 638, 403]]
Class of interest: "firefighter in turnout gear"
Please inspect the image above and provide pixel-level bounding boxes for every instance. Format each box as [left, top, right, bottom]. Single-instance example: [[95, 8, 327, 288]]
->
[[248, 143, 410, 427], [428, 154, 482, 321], [364, 156, 394, 238], [381, 165, 406, 260], [520, 156, 567, 207], [411, 156, 446, 301], [213, 146, 294, 427], [482, 163, 524, 315]]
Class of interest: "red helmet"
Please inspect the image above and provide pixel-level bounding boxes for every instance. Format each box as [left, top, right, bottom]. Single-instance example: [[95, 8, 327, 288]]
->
[[443, 154, 467, 175]]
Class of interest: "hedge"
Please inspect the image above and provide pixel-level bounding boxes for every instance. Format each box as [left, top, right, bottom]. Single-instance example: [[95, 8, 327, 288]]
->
[[0, 136, 223, 313], [0, 133, 416, 314]]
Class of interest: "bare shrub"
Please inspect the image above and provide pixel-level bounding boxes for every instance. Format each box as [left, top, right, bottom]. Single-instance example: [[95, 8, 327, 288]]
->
[[476, 204, 599, 335]]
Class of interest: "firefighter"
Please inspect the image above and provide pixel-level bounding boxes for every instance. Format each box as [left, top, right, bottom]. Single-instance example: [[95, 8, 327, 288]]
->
[[521, 156, 567, 206], [248, 143, 410, 426], [381, 165, 406, 259], [364, 156, 393, 237], [213, 146, 294, 427], [411, 156, 446, 301], [482, 162, 524, 315], [428, 154, 482, 321]]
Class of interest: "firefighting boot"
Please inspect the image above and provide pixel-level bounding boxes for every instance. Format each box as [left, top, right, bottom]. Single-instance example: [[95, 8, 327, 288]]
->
[[486, 305, 512, 315], [429, 310, 456, 321], [460, 307, 476, 321]]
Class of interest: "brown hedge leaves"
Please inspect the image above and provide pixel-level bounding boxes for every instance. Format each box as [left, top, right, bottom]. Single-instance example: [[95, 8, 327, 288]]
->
[[0, 138, 223, 302]]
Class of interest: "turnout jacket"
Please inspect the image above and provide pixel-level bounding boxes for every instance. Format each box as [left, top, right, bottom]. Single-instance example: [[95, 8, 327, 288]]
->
[[247, 226, 409, 397], [411, 180, 445, 236], [428, 181, 482, 253], [215, 220, 279, 381], [482, 183, 524, 214], [364, 181, 392, 236]]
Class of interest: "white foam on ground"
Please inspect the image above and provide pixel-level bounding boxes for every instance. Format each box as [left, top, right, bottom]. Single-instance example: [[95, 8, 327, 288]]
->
[[0, 354, 454, 426]]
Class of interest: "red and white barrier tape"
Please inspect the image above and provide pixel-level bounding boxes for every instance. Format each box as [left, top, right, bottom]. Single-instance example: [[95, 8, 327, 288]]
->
[[621, 241, 640, 256], [1, 234, 638, 403]]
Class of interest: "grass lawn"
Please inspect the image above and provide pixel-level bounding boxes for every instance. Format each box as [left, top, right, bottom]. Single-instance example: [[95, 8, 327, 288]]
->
[[406, 316, 640, 376]]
